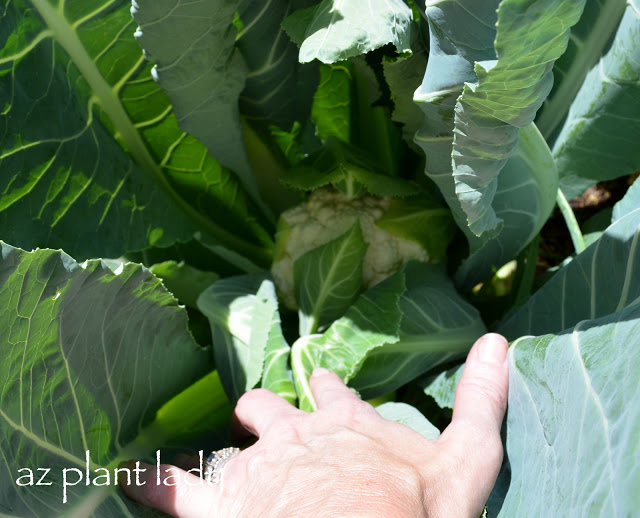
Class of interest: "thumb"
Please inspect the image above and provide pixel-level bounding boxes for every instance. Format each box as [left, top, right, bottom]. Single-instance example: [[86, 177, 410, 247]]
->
[[441, 333, 509, 482]]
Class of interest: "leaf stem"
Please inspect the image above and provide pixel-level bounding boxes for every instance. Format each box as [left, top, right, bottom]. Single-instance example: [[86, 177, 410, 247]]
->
[[556, 188, 586, 254], [513, 235, 540, 307]]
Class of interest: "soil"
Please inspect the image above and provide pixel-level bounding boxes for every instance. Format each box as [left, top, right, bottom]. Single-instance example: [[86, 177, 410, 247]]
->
[[537, 172, 639, 271]]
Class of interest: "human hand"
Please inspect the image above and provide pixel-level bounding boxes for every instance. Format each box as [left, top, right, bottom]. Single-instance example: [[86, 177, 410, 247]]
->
[[121, 333, 509, 518]]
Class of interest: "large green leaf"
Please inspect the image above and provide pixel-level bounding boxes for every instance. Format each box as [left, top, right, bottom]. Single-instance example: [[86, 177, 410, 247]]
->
[[454, 125, 558, 290], [536, 0, 628, 139], [552, 3, 640, 199], [295, 221, 368, 335], [451, 0, 585, 237], [235, 0, 318, 131], [498, 304, 640, 516], [0, 242, 213, 516], [291, 263, 486, 410], [291, 272, 405, 411], [414, 1, 557, 291], [0, 0, 269, 264], [130, 0, 259, 205], [498, 208, 640, 339], [350, 263, 486, 398], [491, 208, 640, 514], [284, 0, 412, 64], [197, 275, 292, 403]]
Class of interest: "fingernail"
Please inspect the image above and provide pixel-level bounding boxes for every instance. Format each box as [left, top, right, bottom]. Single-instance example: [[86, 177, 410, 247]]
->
[[477, 334, 508, 365], [312, 367, 330, 377]]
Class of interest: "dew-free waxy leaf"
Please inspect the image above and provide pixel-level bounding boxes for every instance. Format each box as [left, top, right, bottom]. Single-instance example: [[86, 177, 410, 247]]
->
[[0, 243, 212, 516], [552, 3, 640, 199]]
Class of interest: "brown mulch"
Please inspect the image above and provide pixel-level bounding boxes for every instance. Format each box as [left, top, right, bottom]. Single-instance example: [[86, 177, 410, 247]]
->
[[537, 173, 638, 271]]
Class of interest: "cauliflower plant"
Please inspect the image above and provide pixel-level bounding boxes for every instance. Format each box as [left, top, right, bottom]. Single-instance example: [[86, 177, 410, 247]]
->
[[271, 188, 430, 309]]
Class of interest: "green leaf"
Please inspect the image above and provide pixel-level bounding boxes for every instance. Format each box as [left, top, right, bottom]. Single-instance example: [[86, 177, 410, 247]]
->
[[536, 0, 628, 139], [383, 41, 429, 149], [350, 263, 486, 399], [282, 138, 420, 197], [295, 221, 368, 335], [291, 273, 405, 411], [375, 402, 440, 440], [311, 62, 353, 142], [0, 242, 212, 515], [288, 0, 413, 64], [149, 261, 219, 308], [261, 312, 296, 405], [451, 0, 585, 237], [454, 124, 558, 290], [0, 0, 271, 265], [613, 178, 640, 223], [420, 363, 465, 410], [197, 275, 288, 403], [498, 304, 640, 516], [498, 208, 640, 339], [131, 0, 260, 208], [553, 4, 640, 199], [282, 4, 319, 46], [235, 0, 318, 131], [375, 197, 457, 261]]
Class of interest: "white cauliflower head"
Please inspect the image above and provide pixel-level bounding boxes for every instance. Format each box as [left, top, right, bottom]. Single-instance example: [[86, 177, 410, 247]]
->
[[271, 188, 429, 309]]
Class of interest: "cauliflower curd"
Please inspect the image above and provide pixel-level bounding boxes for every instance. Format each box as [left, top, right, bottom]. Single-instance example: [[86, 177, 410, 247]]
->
[[271, 188, 430, 309]]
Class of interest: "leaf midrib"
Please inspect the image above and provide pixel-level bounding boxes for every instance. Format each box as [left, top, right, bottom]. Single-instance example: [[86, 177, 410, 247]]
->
[[30, 0, 272, 266]]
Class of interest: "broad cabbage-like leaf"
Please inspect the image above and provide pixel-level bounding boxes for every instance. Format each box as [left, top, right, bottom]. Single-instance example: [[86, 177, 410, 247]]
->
[[415, 2, 557, 290], [499, 208, 640, 339], [350, 263, 486, 398], [488, 208, 640, 515], [0, 0, 269, 263], [0, 243, 213, 516], [292, 263, 485, 410], [284, 0, 412, 64], [536, 0, 628, 139], [131, 0, 260, 207], [197, 275, 294, 404], [454, 125, 558, 289], [292, 272, 405, 411], [498, 304, 640, 516], [553, 4, 640, 199], [452, 0, 585, 237], [235, 0, 319, 131]]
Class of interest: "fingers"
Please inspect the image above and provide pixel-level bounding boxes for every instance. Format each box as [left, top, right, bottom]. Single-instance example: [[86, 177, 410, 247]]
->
[[439, 333, 509, 499], [119, 461, 219, 518], [450, 333, 509, 435], [309, 368, 361, 409], [233, 388, 302, 437]]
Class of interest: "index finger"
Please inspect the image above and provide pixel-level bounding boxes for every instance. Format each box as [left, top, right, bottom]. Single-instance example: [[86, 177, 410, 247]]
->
[[309, 368, 362, 409]]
